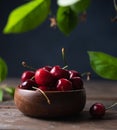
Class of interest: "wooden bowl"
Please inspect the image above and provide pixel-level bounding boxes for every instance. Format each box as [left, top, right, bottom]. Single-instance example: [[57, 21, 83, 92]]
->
[[14, 86, 86, 118]]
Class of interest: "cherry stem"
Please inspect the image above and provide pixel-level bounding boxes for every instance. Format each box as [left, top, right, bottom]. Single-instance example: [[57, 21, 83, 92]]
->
[[81, 72, 91, 80], [106, 102, 117, 110], [62, 48, 68, 67], [32, 87, 51, 104], [22, 61, 36, 70], [62, 65, 68, 69]]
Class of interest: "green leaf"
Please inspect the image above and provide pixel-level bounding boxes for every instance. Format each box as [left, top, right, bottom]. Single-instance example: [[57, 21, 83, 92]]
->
[[0, 58, 8, 82], [88, 51, 117, 80], [3, 0, 51, 34], [57, 6, 78, 35], [0, 88, 3, 102], [57, 0, 80, 7], [3, 87, 15, 97], [71, 0, 91, 13]]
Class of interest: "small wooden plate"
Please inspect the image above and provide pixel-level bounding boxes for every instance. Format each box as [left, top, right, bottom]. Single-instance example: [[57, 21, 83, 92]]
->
[[14, 87, 86, 118]]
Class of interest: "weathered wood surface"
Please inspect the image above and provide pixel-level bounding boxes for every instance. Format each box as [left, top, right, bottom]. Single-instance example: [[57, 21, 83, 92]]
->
[[0, 79, 117, 130]]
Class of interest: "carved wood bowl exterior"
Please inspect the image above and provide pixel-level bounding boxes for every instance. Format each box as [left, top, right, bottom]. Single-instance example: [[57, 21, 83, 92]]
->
[[14, 86, 86, 118]]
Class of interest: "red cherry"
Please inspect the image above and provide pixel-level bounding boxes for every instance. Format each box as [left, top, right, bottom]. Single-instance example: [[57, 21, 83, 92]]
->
[[21, 71, 35, 82], [35, 68, 56, 86], [38, 86, 49, 91], [48, 87, 57, 91], [56, 78, 72, 91], [20, 79, 37, 90], [89, 103, 106, 118], [70, 77, 83, 90], [69, 70, 81, 79], [50, 65, 70, 79], [38, 85, 57, 91], [43, 65, 52, 71]]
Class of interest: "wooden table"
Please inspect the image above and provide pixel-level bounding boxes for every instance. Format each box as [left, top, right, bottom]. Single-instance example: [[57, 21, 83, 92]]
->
[[0, 78, 117, 130]]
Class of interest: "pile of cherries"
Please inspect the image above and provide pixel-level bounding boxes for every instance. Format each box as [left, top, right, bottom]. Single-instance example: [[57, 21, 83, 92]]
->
[[19, 65, 83, 91], [19, 62, 117, 119]]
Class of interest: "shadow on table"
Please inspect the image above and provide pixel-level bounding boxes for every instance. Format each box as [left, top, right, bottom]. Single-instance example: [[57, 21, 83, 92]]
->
[[30, 111, 117, 123]]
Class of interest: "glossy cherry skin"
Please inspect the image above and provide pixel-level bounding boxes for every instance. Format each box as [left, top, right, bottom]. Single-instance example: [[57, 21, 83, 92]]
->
[[38, 86, 49, 91], [56, 78, 72, 91], [89, 103, 106, 118], [21, 71, 35, 82], [38, 85, 57, 91], [35, 68, 56, 86], [19, 79, 37, 90], [69, 70, 81, 79], [50, 65, 70, 80], [43, 65, 52, 72], [70, 77, 83, 90]]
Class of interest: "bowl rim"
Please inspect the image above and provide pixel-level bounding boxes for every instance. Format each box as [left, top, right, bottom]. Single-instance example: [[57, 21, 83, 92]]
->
[[16, 86, 85, 94]]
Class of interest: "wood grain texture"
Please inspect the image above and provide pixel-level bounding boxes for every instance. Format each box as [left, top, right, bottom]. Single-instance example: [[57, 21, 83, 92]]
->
[[14, 87, 86, 118], [0, 79, 117, 130]]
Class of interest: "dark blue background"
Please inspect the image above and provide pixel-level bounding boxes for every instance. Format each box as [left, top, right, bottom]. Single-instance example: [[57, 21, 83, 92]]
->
[[0, 0, 117, 79]]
